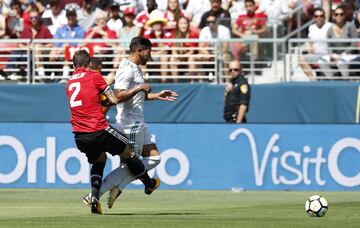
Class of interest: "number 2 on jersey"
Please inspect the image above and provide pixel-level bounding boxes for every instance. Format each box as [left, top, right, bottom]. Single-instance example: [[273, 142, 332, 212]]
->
[[69, 82, 83, 107]]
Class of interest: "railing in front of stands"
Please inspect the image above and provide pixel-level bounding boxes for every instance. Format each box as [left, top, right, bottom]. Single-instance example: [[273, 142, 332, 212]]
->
[[1, 37, 360, 84]]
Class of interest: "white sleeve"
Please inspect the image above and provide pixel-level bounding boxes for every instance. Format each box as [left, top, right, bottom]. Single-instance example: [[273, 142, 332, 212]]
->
[[219, 26, 231, 40], [114, 67, 133, 90], [199, 28, 207, 40], [185, 0, 194, 15]]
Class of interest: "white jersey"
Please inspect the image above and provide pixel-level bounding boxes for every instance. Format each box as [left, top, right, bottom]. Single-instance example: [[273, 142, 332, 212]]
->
[[114, 59, 146, 127]]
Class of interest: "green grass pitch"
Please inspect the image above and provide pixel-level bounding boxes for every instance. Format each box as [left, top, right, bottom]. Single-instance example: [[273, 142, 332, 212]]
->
[[0, 189, 359, 228]]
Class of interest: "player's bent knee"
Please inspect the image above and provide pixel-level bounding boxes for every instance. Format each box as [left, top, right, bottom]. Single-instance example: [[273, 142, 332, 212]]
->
[[121, 145, 134, 160]]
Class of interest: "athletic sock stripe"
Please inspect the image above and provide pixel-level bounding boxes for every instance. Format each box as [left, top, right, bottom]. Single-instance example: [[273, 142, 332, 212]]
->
[[106, 126, 129, 144], [134, 169, 146, 178], [91, 174, 102, 179], [129, 121, 141, 151]]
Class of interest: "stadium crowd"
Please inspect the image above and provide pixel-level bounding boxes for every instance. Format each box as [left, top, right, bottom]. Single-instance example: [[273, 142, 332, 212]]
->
[[0, 0, 358, 81]]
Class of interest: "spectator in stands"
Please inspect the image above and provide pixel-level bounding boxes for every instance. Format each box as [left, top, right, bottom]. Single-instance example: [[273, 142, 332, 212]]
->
[[107, 2, 123, 38], [228, 0, 246, 20], [144, 9, 172, 83], [342, 0, 356, 22], [119, 7, 141, 46], [6, 0, 25, 38], [77, 0, 98, 30], [231, 0, 266, 69], [84, 9, 117, 54], [41, 0, 68, 35], [185, 0, 211, 33], [286, 0, 323, 36], [13, 1, 45, 33], [170, 16, 199, 82], [164, 0, 188, 32], [223, 60, 250, 123], [318, 5, 358, 78], [299, 8, 332, 81], [199, 0, 231, 29], [199, 12, 231, 79], [19, 7, 53, 78], [112, 7, 140, 71], [49, 5, 85, 78], [136, 0, 158, 36], [258, 0, 291, 36]]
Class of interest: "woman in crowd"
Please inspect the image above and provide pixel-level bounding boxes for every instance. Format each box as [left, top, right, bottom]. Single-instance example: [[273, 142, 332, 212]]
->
[[164, 0, 188, 33], [170, 16, 198, 82], [318, 5, 358, 78]]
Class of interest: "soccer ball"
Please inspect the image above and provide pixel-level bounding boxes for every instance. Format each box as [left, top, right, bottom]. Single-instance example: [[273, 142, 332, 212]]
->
[[305, 195, 328, 217]]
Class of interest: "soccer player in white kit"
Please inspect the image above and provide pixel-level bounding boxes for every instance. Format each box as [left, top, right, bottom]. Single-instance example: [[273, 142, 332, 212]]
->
[[84, 37, 177, 209]]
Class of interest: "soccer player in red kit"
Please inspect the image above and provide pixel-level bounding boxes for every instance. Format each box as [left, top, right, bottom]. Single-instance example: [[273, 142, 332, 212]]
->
[[65, 50, 160, 214]]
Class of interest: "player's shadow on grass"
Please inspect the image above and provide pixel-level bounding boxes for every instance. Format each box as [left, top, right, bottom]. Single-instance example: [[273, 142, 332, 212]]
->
[[104, 212, 200, 216]]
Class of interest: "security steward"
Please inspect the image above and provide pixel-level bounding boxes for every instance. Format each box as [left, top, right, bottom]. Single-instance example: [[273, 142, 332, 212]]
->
[[223, 60, 251, 123]]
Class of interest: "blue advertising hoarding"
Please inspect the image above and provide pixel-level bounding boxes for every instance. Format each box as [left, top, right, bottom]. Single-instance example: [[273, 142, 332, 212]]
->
[[0, 123, 359, 190]]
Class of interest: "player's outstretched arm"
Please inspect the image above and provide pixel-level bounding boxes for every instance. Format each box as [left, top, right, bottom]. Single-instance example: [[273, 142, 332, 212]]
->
[[146, 90, 178, 101]]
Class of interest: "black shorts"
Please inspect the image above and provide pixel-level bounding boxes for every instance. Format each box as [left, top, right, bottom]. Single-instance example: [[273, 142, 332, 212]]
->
[[74, 126, 129, 164]]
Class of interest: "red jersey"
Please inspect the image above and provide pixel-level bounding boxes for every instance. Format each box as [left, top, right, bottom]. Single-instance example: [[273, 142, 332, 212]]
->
[[235, 10, 266, 34], [170, 30, 198, 48], [143, 30, 173, 47], [65, 67, 109, 133], [136, 10, 150, 36], [19, 24, 53, 39], [84, 26, 117, 50]]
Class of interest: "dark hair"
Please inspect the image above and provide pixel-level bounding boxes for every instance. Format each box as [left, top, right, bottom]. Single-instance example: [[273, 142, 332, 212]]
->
[[129, 36, 152, 53], [313, 7, 325, 15], [334, 5, 345, 13], [49, 0, 60, 7], [73, 50, 91, 68], [90, 57, 102, 71], [244, 0, 255, 4], [206, 11, 217, 19], [10, 0, 21, 8]]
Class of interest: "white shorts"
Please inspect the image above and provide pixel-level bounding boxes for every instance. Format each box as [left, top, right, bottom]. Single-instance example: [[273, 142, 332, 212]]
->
[[114, 121, 155, 156]]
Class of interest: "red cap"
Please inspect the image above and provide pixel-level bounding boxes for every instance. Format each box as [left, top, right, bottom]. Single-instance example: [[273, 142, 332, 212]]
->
[[124, 7, 135, 16]]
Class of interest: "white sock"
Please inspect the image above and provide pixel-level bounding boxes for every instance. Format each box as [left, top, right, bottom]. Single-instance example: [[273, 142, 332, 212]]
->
[[99, 155, 161, 197], [117, 155, 161, 191], [99, 163, 130, 197]]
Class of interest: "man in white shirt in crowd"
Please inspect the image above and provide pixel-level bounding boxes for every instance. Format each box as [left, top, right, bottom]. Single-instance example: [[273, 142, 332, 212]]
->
[[185, 0, 211, 31], [41, 0, 67, 35], [199, 12, 231, 62]]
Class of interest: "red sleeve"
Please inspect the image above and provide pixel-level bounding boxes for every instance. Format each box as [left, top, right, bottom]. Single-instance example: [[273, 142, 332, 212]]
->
[[92, 72, 107, 92], [257, 12, 267, 26], [22, 12, 31, 27], [189, 31, 199, 47], [45, 27, 53, 39], [164, 31, 174, 47], [84, 29, 93, 38], [143, 30, 152, 39], [235, 15, 244, 28], [107, 29, 117, 39]]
